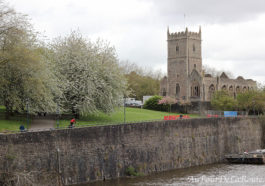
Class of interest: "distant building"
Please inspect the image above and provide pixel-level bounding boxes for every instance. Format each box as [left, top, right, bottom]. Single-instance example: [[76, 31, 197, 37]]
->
[[160, 27, 256, 102]]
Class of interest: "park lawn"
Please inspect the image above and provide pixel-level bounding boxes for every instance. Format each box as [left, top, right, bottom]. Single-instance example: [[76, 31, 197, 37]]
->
[[59, 107, 200, 128], [0, 106, 28, 132], [0, 105, 5, 113], [0, 120, 22, 132]]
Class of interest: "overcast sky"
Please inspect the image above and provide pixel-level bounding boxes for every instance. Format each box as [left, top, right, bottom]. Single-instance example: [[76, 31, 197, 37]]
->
[[8, 0, 265, 84]]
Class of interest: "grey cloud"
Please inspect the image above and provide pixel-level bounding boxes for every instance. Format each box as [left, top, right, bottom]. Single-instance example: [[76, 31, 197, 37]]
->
[[149, 0, 265, 23]]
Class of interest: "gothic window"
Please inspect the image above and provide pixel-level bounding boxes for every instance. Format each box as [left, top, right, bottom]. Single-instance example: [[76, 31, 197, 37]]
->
[[236, 86, 240, 93], [176, 46, 179, 52], [176, 84, 180, 97], [194, 64, 196, 69], [222, 85, 227, 91], [243, 87, 247, 92], [209, 84, 215, 100], [229, 86, 234, 97], [191, 81, 200, 97], [162, 88, 166, 96], [193, 44, 195, 52]]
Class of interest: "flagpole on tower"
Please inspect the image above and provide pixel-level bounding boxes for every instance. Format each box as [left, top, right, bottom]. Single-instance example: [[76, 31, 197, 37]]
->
[[184, 13, 186, 29]]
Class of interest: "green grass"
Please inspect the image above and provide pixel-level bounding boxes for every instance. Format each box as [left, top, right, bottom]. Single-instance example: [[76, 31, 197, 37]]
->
[[0, 106, 28, 133], [0, 105, 5, 113], [59, 107, 200, 128], [0, 120, 24, 132], [0, 106, 200, 132]]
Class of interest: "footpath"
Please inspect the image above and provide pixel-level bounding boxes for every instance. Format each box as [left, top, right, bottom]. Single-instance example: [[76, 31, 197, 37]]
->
[[30, 118, 55, 131]]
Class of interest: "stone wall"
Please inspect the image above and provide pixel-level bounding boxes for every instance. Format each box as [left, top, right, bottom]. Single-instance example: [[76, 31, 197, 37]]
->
[[0, 117, 263, 185]]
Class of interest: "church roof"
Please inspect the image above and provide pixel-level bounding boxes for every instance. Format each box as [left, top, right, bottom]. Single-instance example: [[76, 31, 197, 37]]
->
[[220, 72, 229, 79], [204, 74, 212, 77], [236, 76, 244, 80]]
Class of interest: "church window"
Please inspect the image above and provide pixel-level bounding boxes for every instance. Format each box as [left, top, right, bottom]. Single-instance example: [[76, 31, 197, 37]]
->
[[162, 88, 166, 96], [176, 46, 179, 52], [229, 86, 234, 97], [236, 86, 240, 93], [193, 44, 195, 52], [176, 84, 180, 97], [191, 81, 200, 97], [209, 84, 215, 100], [194, 64, 196, 69]]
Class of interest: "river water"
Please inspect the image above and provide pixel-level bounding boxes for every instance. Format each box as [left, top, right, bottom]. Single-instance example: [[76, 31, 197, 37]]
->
[[82, 164, 265, 186]]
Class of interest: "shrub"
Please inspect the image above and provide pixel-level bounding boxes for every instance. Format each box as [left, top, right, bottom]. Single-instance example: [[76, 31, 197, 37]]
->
[[143, 95, 169, 111]]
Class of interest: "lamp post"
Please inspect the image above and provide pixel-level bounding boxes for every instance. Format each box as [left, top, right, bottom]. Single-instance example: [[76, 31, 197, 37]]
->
[[124, 97, 126, 124], [26, 99, 29, 130], [56, 103, 60, 129]]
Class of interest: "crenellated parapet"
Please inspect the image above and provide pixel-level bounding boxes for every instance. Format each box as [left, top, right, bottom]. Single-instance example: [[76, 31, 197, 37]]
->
[[167, 26, 201, 40]]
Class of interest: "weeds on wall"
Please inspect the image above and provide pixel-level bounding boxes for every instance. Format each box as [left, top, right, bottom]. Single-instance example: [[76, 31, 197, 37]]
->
[[125, 166, 144, 177]]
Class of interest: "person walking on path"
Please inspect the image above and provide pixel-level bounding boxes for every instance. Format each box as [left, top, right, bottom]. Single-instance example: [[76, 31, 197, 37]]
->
[[69, 118, 76, 128]]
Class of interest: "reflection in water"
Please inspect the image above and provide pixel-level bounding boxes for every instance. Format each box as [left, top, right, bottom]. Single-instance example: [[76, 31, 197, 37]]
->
[[80, 164, 265, 186]]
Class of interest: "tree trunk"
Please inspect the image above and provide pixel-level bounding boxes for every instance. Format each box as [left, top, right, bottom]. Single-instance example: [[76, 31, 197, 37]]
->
[[4, 100, 13, 120], [4, 105, 10, 120]]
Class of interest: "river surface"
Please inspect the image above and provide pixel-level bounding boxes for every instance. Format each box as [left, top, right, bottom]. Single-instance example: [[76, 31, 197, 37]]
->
[[81, 164, 265, 186]]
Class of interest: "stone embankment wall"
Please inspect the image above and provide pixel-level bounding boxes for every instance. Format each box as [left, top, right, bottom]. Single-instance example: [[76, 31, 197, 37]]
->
[[0, 117, 263, 185]]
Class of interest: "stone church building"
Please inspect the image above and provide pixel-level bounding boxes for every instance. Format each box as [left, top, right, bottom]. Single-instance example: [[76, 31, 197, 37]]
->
[[160, 27, 256, 102]]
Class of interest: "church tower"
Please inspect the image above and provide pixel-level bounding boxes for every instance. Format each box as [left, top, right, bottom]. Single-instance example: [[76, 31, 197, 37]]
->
[[166, 27, 202, 101]]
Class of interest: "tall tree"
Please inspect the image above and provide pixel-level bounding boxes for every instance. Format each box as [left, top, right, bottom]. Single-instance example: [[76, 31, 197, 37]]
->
[[211, 90, 237, 111], [120, 61, 163, 100], [0, 2, 60, 118], [125, 71, 160, 100], [237, 91, 256, 115], [51, 32, 127, 116]]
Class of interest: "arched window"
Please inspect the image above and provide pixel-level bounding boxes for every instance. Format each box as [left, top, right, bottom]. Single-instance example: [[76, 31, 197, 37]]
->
[[162, 88, 166, 96], [193, 44, 195, 52], [229, 85, 234, 97], [236, 86, 240, 93], [229, 86, 233, 92], [176, 46, 179, 52], [176, 84, 180, 97], [222, 85, 227, 91], [191, 81, 200, 97], [243, 87, 247, 92], [209, 84, 215, 100]]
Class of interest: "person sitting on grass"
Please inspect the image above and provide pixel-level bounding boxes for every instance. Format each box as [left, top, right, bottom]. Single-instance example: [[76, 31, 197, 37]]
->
[[69, 118, 76, 128], [19, 124, 25, 132]]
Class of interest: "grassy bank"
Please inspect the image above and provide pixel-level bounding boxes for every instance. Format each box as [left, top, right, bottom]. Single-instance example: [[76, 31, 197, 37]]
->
[[0, 106, 28, 132], [0, 106, 199, 131], [59, 107, 199, 128]]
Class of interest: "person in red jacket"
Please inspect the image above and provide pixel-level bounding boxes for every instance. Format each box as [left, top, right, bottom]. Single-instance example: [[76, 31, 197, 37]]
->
[[69, 118, 76, 128]]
